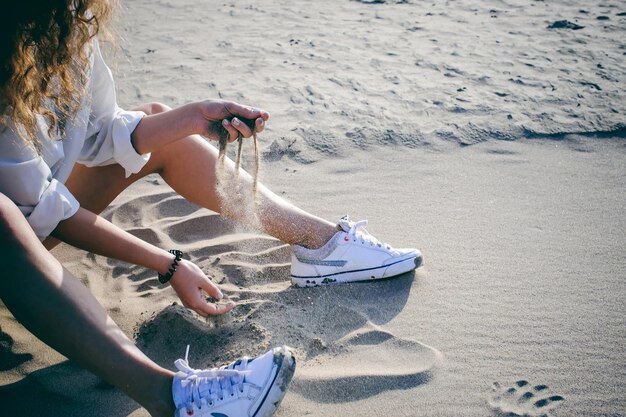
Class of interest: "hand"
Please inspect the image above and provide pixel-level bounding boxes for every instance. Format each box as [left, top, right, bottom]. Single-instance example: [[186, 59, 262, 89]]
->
[[169, 259, 236, 316], [194, 99, 269, 142]]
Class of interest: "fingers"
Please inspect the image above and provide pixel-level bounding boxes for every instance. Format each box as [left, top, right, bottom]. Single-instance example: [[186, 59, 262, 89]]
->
[[222, 119, 241, 142], [222, 117, 265, 141], [194, 299, 236, 317], [200, 276, 224, 301], [196, 276, 236, 316], [225, 101, 270, 122], [170, 261, 237, 317], [255, 117, 265, 133], [230, 117, 254, 138], [186, 280, 236, 317], [221, 101, 268, 141]]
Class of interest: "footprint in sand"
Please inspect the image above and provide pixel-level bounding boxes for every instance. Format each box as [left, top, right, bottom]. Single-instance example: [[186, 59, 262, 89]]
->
[[291, 326, 442, 403], [488, 380, 565, 417]]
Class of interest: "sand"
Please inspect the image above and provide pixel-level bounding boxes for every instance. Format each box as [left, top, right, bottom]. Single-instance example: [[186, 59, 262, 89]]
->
[[1, 1, 625, 416]]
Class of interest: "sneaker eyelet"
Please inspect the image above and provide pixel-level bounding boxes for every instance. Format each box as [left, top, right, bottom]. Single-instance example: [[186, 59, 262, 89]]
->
[[187, 410, 194, 416]]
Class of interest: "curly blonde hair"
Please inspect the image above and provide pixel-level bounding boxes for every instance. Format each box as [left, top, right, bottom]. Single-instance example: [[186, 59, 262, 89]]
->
[[0, 0, 117, 151]]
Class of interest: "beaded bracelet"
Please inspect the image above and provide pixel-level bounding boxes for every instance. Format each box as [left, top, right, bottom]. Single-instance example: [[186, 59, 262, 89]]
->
[[158, 249, 184, 284]]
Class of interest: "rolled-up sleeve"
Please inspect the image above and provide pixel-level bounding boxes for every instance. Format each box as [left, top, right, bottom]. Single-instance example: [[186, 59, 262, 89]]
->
[[79, 40, 149, 177], [0, 157, 79, 239]]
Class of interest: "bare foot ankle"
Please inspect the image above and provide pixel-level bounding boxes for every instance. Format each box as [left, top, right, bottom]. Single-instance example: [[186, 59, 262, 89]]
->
[[299, 222, 338, 249]]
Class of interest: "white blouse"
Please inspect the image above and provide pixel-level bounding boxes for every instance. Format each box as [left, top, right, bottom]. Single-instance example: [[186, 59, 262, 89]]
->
[[0, 40, 150, 239]]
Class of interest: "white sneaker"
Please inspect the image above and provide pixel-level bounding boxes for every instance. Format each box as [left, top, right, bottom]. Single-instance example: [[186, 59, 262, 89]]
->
[[291, 215, 422, 287], [172, 346, 296, 417]]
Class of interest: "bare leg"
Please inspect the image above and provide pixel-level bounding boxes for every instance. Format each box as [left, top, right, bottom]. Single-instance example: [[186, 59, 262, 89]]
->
[[63, 102, 337, 249], [0, 193, 175, 417]]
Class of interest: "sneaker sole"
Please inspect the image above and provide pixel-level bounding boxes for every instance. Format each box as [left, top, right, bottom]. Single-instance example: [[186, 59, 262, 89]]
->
[[253, 346, 297, 417], [291, 252, 422, 288]]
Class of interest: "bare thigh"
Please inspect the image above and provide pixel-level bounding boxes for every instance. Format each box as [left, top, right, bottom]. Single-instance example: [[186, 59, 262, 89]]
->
[[66, 103, 178, 213], [64, 154, 159, 215], [43, 103, 173, 248], [43, 102, 334, 250]]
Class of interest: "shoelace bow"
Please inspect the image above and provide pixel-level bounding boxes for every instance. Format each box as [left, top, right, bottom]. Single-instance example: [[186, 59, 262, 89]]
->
[[341, 217, 391, 250], [175, 346, 250, 410]]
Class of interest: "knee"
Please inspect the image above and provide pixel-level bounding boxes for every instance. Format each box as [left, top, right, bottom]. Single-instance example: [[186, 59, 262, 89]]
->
[[137, 102, 172, 116]]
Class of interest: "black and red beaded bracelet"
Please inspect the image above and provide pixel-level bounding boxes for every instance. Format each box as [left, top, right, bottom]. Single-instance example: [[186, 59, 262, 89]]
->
[[158, 249, 184, 284]]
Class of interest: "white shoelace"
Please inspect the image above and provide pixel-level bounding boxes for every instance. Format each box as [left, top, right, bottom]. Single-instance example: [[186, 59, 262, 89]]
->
[[175, 345, 249, 410], [340, 217, 391, 250]]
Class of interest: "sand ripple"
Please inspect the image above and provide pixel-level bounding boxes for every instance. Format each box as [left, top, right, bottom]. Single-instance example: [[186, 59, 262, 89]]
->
[[116, 192, 439, 404]]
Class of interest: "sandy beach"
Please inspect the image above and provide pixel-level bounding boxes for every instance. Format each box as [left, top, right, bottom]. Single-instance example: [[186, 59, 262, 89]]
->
[[1, 1, 625, 416]]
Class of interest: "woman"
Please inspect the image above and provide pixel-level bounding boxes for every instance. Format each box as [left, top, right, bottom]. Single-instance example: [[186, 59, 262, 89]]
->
[[0, 1, 421, 416]]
